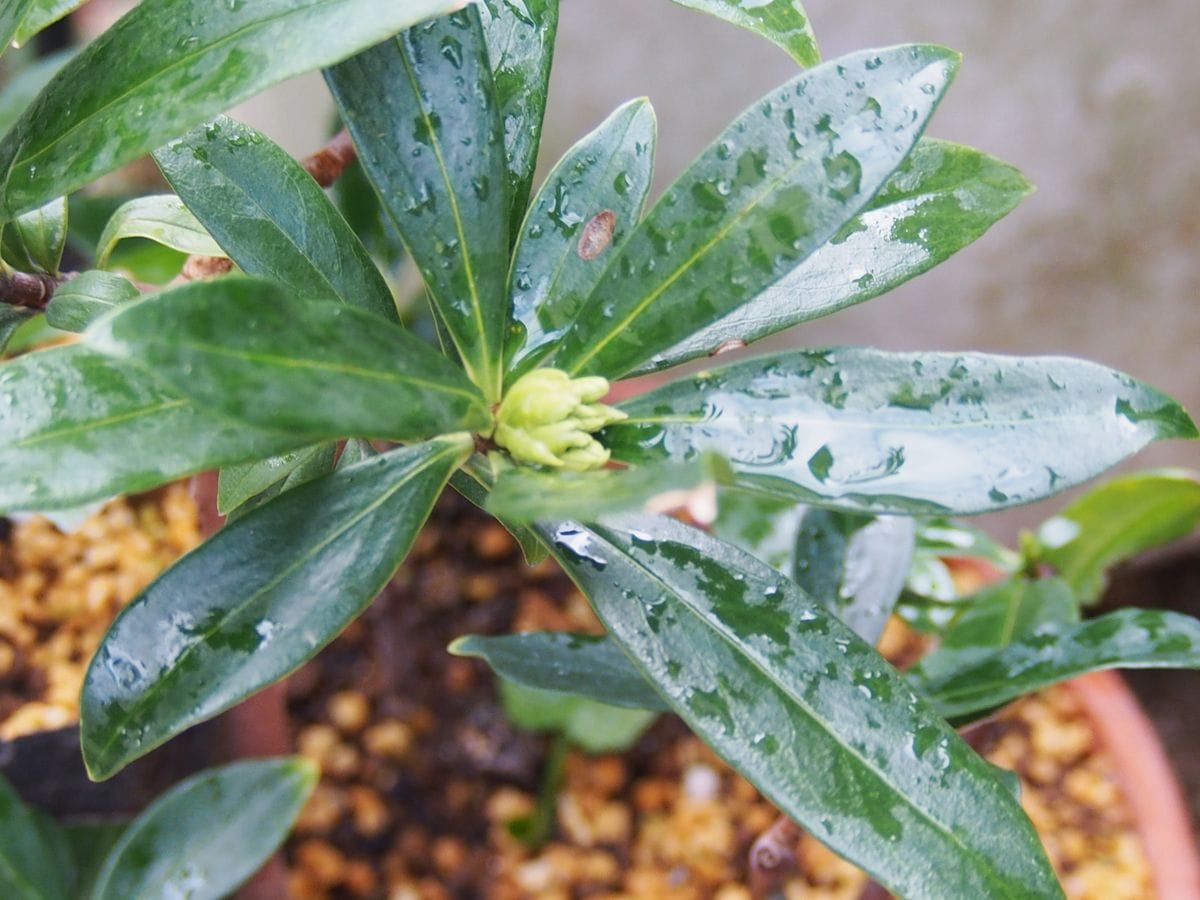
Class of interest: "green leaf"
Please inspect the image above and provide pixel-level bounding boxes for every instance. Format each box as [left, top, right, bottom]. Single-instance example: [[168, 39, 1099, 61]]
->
[[44, 270, 139, 332], [549, 45, 959, 379], [498, 679, 657, 753], [1035, 469, 1200, 603], [0, 305, 36, 353], [478, 0, 559, 240], [485, 456, 722, 523], [914, 517, 1020, 569], [154, 116, 396, 321], [647, 139, 1033, 372], [0, 0, 471, 220], [95, 195, 224, 269], [449, 455, 548, 565], [915, 609, 1200, 723], [12, 0, 87, 47], [507, 99, 657, 371], [218, 443, 338, 519], [451, 632, 669, 711], [326, 6, 509, 400], [670, 0, 819, 67], [0, 344, 304, 513], [792, 508, 915, 645], [605, 349, 1199, 516], [541, 514, 1061, 899], [81, 436, 469, 779], [712, 490, 805, 573], [0, 772, 72, 900], [2, 196, 66, 275], [62, 823, 126, 900], [0, 0, 35, 63], [86, 277, 491, 441], [90, 758, 316, 900], [0, 49, 75, 138]]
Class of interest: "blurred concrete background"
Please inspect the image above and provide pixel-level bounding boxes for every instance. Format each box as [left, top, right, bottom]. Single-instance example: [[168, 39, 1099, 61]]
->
[[80, 0, 1200, 538]]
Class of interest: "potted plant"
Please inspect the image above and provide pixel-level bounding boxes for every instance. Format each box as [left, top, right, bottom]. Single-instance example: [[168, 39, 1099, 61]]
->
[[1, 1, 1198, 897]]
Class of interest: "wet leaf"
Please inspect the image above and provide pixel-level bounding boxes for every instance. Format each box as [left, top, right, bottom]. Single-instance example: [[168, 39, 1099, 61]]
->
[[94, 195, 224, 268], [326, 6, 508, 399], [478, 0, 559, 240], [90, 759, 316, 900], [217, 442, 338, 520], [648, 139, 1032, 372], [669, 0, 819, 67], [605, 349, 1198, 516], [0, 49, 75, 138], [81, 437, 469, 779], [44, 270, 139, 332], [914, 609, 1200, 722], [507, 98, 656, 370], [86, 277, 491, 441], [0, 0, 469, 220], [542, 514, 1061, 899], [712, 489, 805, 574], [792, 508, 915, 645], [0, 344, 304, 513], [155, 116, 396, 321], [0, 772, 72, 900], [1034, 469, 1200, 603], [451, 632, 669, 711], [498, 679, 657, 753], [549, 45, 959, 379], [2, 196, 66, 275]]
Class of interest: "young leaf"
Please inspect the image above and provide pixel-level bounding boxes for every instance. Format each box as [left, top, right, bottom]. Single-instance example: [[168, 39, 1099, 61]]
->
[[86, 277, 491, 441], [325, 6, 509, 399], [81, 436, 470, 779], [155, 116, 397, 321], [2, 196, 67, 275], [478, 0, 559, 238], [792, 508, 915, 645], [541, 514, 1062, 899], [451, 632, 669, 711], [89, 758, 316, 900], [499, 680, 657, 754], [647, 139, 1033, 372], [915, 609, 1200, 722], [0, 0, 35, 63], [217, 442, 338, 520], [1034, 469, 1200, 603], [44, 270, 139, 333], [605, 349, 1199, 516], [0, 773, 72, 900], [12, 1, 87, 47], [669, 0, 819, 67], [507, 99, 657, 371], [0, 345, 304, 513], [549, 45, 959, 380], [0, 0, 471, 220], [95, 195, 224, 268]]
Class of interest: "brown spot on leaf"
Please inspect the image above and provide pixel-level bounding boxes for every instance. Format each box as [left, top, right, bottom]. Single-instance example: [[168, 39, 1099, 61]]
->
[[577, 210, 617, 261], [709, 339, 747, 357]]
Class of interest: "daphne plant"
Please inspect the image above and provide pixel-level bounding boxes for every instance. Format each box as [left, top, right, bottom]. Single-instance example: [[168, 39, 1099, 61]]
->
[[1, 1, 1198, 897]]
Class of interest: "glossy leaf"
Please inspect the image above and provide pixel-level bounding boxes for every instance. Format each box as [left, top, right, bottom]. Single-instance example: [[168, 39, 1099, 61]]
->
[[155, 116, 396, 321], [499, 680, 657, 753], [915, 609, 1200, 722], [712, 490, 806, 573], [12, 0, 87, 47], [0, 306, 36, 353], [649, 139, 1032, 371], [81, 437, 469, 779], [0, 344, 304, 513], [485, 456, 722, 523], [451, 632, 669, 711], [86, 277, 491, 441], [1035, 469, 1200, 603], [507, 99, 656, 370], [0, 0, 35, 63], [2, 196, 66, 275], [217, 442, 338, 520], [44, 270, 138, 333], [670, 0, 819, 67], [792, 508, 915, 645], [90, 758, 316, 900], [95, 195, 224, 269], [0, 772, 71, 900], [326, 7, 508, 399], [450, 455, 548, 565], [479, 0, 559, 238], [549, 45, 959, 379], [0, 49, 74, 137], [605, 349, 1199, 516], [541, 514, 1061, 898], [0, 0, 470, 219]]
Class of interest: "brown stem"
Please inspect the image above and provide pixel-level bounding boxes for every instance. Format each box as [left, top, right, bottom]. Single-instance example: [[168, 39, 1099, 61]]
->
[[0, 269, 73, 310]]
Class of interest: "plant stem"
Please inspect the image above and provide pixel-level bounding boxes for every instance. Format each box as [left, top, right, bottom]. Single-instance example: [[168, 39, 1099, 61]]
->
[[0, 269, 73, 310], [509, 732, 569, 849]]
